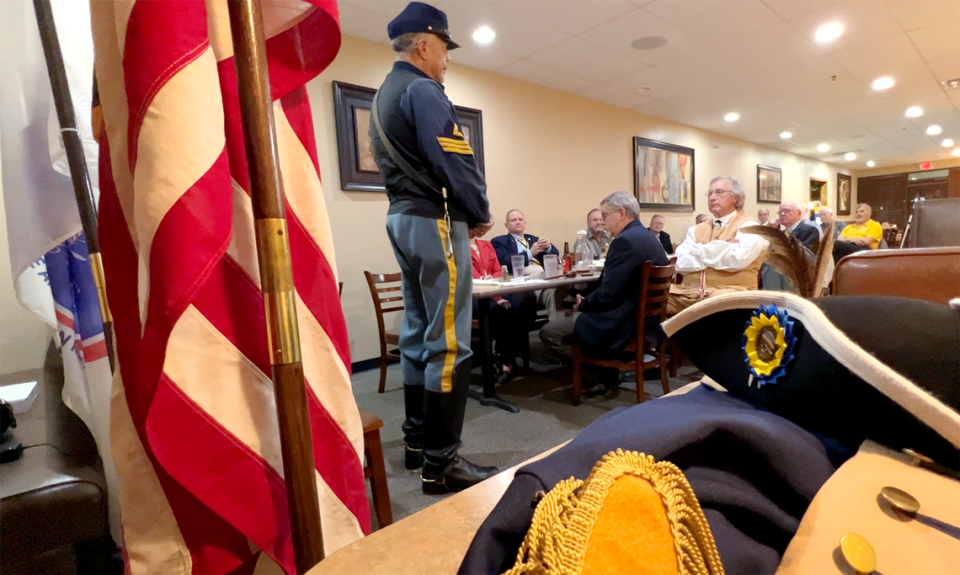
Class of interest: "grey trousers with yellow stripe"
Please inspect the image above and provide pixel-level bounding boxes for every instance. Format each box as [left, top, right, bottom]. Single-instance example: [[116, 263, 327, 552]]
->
[[386, 213, 473, 393]]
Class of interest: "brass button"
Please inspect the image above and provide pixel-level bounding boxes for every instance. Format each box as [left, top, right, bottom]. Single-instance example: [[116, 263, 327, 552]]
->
[[840, 532, 876, 574]]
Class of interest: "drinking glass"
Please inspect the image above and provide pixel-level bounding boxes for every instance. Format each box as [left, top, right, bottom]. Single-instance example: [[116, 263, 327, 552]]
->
[[511, 255, 525, 280], [543, 254, 558, 278]]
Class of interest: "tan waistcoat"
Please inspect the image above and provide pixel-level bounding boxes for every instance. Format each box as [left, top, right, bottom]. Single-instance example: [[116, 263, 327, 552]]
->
[[678, 212, 766, 296]]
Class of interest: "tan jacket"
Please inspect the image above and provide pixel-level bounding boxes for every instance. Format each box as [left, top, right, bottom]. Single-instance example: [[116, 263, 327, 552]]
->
[[675, 213, 766, 298]]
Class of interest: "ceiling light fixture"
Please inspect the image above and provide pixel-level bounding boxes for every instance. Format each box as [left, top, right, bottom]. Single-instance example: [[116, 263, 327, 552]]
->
[[905, 106, 923, 118], [942, 138, 955, 147], [472, 26, 496, 44], [780, 131, 792, 139], [724, 112, 739, 122], [815, 22, 843, 43], [872, 76, 894, 91], [817, 143, 830, 152], [926, 124, 942, 135], [844, 152, 856, 160], [866, 160, 876, 167], [631, 36, 668, 50], [953, 148, 960, 157]]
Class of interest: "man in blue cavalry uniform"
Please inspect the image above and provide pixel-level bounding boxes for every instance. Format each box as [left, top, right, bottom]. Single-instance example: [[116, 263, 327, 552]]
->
[[371, 1, 498, 494]]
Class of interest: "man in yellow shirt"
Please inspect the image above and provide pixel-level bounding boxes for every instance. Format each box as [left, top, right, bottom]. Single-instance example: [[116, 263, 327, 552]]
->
[[834, 203, 883, 260]]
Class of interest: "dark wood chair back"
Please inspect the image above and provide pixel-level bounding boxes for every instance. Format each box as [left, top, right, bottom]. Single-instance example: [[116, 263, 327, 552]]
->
[[363, 271, 404, 393]]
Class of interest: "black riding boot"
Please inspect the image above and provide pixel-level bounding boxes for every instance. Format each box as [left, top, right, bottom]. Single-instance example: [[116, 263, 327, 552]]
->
[[421, 363, 498, 494], [401, 383, 425, 471]]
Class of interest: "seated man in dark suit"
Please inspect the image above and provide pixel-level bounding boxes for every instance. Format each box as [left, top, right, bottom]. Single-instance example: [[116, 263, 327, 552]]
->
[[491, 209, 559, 272], [649, 214, 673, 255], [540, 191, 669, 395], [779, 200, 820, 252], [761, 200, 821, 292]]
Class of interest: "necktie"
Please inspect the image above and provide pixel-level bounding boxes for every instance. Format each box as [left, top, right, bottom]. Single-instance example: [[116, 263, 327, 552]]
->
[[714, 219, 722, 228], [517, 236, 542, 268]]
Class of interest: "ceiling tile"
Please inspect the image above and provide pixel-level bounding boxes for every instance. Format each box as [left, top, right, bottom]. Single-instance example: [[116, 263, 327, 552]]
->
[[339, 0, 435, 19], [926, 54, 960, 84], [440, 1, 570, 58], [885, 0, 960, 31], [578, 8, 703, 65], [643, 0, 784, 44], [909, 19, 960, 62], [494, 0, 638, 35], [604, 66, 684, 98], [831, 33, 923, 83], [526, 37, 647, 81], [497, 59, 595, 92], [716, 22, 824, 73], [338, 3, 392, 44], [787, 1, 903, 53], [762, 0, 842, 20], [575, 84, 655, 109], [449, 44, 518, 72]]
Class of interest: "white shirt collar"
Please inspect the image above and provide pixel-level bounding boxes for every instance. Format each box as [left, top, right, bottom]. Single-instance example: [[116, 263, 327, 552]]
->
[[713, 211, 738, 227], [786, 220, 802, 233]]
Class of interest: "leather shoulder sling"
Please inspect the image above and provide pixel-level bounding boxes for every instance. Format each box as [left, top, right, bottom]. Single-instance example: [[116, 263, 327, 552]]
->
[[371, 90, 453, 258]]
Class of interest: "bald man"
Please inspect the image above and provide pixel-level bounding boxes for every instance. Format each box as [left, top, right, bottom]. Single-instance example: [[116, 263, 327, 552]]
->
[[778, 201, 820, 252]]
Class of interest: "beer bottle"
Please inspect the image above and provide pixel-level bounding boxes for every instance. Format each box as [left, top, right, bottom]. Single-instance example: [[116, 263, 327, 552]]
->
[[562, 242, 572, 273]]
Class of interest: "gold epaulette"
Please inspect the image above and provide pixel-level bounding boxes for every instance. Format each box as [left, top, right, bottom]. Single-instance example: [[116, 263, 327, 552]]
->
[[502, 449, 724, 575]]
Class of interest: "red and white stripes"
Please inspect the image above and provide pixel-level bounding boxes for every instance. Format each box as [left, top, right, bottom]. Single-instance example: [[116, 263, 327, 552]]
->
[[92, 1, 365, 573]]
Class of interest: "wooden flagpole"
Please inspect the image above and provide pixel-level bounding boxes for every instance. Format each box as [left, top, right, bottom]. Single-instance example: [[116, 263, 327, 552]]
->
[[33, 0, 115, 372], [226, 0, 325, 571]]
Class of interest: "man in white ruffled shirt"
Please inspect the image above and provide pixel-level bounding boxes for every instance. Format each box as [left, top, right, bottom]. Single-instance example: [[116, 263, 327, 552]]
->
[[667, 176, 768, 315]]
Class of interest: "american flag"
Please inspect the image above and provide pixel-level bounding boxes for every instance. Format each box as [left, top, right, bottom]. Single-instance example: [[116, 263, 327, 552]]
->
[[91, 1, 368, 573]]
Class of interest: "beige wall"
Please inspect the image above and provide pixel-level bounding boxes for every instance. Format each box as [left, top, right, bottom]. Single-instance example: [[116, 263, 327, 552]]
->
[[309, 35, 858, 364], [0, 150, 53, 374]]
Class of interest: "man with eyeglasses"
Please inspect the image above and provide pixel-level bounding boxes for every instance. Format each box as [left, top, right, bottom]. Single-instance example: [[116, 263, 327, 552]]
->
[[540, 191, 668, 396], [667, 176, 769, 315]]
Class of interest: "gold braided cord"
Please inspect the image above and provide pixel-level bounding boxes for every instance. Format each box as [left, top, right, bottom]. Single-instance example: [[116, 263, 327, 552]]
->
[[501, 450, 725, 575]]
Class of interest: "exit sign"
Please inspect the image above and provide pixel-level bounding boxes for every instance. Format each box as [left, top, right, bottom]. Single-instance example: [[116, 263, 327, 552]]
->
[[919, 161, 934, 170]]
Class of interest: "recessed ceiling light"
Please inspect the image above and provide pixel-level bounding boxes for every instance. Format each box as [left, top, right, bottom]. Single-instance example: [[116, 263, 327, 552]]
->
[[905, 106, 923, 118], [817, 143, 830, 152], [953, 148, 960, 157], [472, 26, 496, 44], [926, 124, 942, 135], [943, 138, 955, 147], [724, 112, 739, 122], [780, 131, 792, 139], [815, 22, 843, 43], [844, 152, 857, 160], [866, 160, 876, 167], [872, 76, 894, 91]]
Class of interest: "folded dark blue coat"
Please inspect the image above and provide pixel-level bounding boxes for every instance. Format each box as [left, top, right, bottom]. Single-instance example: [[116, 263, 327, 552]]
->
[[458, 386, 844, 575]]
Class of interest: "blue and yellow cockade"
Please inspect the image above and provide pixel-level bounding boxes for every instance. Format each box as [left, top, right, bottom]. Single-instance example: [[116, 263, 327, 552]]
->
[[742, 304, 797, 386]]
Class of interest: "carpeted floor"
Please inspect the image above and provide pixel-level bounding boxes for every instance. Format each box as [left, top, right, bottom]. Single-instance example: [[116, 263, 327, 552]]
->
[[354, 336, 703, 529]]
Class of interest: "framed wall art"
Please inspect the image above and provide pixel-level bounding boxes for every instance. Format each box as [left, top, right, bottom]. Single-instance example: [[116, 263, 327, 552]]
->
[[757, 165, 782, 203], [633, 137, 695, 211], [332, 81, 485, 192], [810, 178, 828, 206], [837, 173, 852, 215]]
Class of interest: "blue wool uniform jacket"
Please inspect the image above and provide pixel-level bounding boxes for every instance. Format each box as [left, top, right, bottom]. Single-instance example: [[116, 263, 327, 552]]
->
[[370, 61, 490, 227], [574, 219, 668, 356], [458, 386, 843, 575], [490, 233, 558, 268]]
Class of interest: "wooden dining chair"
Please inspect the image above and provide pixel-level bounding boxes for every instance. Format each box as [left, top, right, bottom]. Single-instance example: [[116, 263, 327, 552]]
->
[[570, 259, 676, 406], [363, 271, 403, 393]]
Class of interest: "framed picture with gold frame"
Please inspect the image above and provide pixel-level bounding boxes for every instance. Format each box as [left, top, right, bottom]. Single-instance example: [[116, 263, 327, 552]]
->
[[757, 165, 782, 204], [633, 137, 695, 212], [837, 173, 852, 215]]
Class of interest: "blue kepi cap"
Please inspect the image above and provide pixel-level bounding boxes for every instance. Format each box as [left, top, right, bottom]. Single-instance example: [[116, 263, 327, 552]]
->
[[388, 2, 460, 49]]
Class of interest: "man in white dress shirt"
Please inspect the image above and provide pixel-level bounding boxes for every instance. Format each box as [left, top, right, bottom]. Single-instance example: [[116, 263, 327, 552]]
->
[[668, 176, 769, 315]]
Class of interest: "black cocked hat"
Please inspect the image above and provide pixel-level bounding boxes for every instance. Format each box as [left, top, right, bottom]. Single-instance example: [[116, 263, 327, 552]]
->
[[663, 292, 960, 469]]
